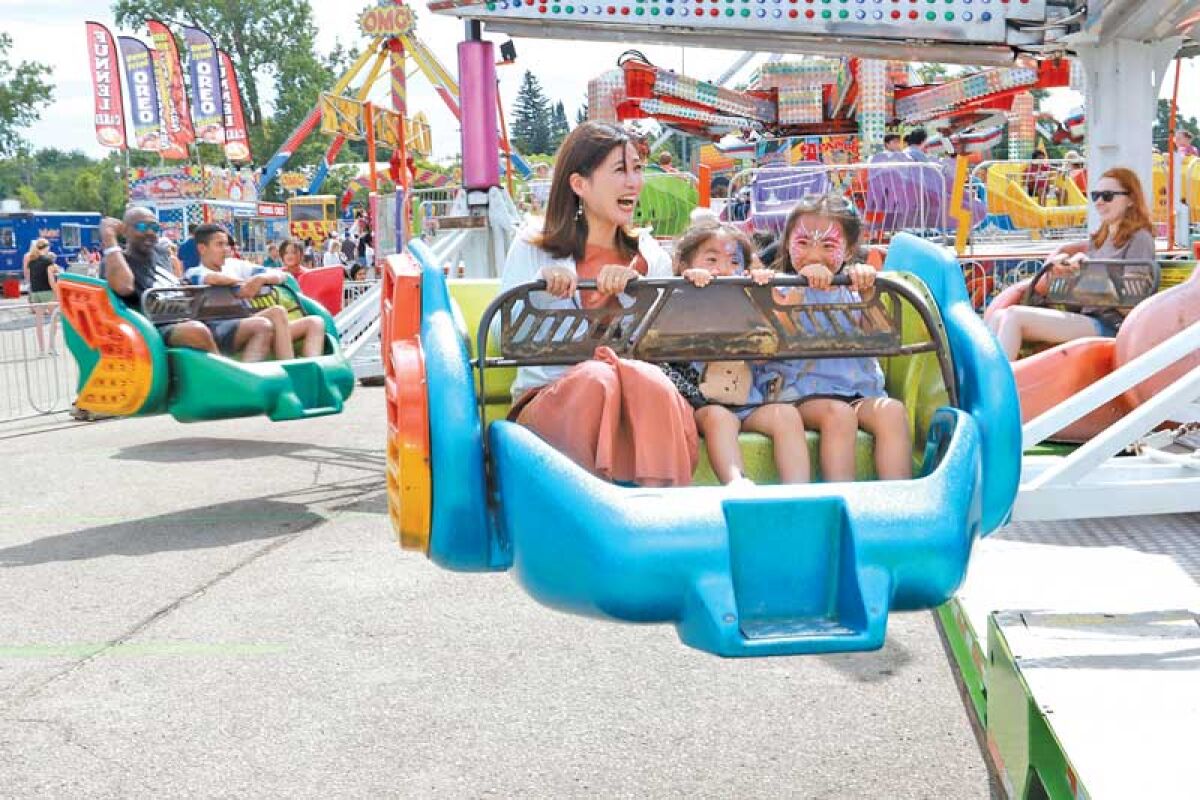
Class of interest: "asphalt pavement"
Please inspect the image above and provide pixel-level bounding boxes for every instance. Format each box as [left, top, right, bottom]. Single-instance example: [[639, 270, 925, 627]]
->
[[0, 387, 997, 798]]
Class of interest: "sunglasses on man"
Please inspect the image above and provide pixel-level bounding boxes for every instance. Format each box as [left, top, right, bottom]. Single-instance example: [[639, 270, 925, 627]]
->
[[131, 221, 162, 233], [1090, 190, 1129, 203]]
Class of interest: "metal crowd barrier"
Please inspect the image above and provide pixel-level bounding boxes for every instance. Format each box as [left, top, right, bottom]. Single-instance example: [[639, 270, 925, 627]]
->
[[968, 158, 1090, 247], [342, 280, 375, 309], [727, 160, 968, 245], [0, 300, 79, 422]]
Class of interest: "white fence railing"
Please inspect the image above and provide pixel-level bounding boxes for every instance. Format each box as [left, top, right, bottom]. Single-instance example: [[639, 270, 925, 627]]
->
[[0, 300, 78, 422], [336, 281, 383, 363], [342, 280, 375, 309]]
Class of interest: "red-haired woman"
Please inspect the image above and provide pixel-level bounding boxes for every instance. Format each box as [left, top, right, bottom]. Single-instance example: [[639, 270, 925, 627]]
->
[[500, 122, 698, 487], [987, 167, 1156, 360]]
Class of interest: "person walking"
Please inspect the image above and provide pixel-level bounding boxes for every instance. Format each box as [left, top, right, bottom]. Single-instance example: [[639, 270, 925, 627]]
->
[[23, 239, 60, 357]]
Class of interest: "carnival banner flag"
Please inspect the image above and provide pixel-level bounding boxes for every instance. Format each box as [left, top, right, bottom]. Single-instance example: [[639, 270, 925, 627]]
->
[[118, 37, 163, 152], [219, 50, 252, 163], [147, 19, 194, 159], [85, 22, 127, 150], [182, 27, 225, 145]]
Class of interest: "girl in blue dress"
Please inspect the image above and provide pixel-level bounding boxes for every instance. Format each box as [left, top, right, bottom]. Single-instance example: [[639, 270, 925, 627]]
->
[[760, 194, 912, 481]]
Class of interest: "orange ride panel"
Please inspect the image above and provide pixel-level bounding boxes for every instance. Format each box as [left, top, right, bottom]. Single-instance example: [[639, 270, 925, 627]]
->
[[57, 281, 156, 416], [383, 256, 431, 551], [1014, 338, 1125, 443]]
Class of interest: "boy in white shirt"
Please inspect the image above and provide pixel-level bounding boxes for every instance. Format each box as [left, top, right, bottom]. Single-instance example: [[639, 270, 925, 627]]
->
[[185, 223, 327, 359]]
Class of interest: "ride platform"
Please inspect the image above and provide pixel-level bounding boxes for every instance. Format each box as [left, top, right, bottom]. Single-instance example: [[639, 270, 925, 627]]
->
[[939, 514, 1200, 799]]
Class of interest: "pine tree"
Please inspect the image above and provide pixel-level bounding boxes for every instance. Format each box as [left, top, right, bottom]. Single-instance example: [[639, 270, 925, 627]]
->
[[511, 71, 552, 155], [576, 94, 589, 125], [550, 101, 571, 149]]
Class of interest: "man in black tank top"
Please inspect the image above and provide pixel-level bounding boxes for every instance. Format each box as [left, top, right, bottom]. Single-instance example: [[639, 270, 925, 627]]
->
[[100, 207, 275, 360]]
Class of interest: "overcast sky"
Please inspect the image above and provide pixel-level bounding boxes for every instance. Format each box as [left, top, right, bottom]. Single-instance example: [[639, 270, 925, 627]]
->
[[3, 0, 1198, 164]]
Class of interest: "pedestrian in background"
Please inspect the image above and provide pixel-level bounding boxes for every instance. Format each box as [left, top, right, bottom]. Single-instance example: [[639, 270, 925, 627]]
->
[[23, 239, 60, 357]]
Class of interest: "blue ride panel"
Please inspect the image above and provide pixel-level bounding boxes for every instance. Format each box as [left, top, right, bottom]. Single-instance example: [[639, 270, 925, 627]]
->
[[404, 233, 1020, 656], [883, 233, 1021, 534], [409, 240, 497, 570], [488, 407, 981, 656]]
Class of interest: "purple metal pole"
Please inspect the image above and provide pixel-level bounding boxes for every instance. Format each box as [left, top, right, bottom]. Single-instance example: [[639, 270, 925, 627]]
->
[[458, 39, 499, 191]]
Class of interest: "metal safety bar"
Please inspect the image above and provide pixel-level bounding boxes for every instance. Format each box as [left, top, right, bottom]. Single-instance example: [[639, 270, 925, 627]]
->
[[140, 285, 283, 325], [1023, 259, 1160, 310], [475, 274, 957, 426]]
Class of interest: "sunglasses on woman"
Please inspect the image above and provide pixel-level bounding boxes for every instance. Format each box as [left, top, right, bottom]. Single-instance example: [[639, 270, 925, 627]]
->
[[1090, 190, 1129, 203]]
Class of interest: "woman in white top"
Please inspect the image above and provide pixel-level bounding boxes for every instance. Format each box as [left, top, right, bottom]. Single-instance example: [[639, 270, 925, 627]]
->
[[500, 122, 698, 487], [322, 238, 344, 267]]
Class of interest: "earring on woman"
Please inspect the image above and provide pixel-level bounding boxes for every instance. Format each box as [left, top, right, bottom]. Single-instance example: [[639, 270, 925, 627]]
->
[[575, 201, 584, 221]]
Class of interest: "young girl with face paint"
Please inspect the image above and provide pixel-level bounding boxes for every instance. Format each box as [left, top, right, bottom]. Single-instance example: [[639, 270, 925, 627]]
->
[[659, 223, 812, 485], [763, 195, 912, 482]]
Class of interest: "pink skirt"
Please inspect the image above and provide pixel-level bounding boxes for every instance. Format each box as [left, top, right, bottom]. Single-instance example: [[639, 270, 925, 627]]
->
[[515, 346, 699, 488]]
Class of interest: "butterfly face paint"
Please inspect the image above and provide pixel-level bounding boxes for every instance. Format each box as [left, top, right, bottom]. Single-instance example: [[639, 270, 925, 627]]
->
[[725, 237, 746, 272], [788, 214, 847, 269], [690, 233, 744, 276]]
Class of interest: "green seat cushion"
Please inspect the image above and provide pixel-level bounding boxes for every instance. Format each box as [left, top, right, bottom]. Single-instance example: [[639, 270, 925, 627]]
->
[[450, 279, 516, 402]]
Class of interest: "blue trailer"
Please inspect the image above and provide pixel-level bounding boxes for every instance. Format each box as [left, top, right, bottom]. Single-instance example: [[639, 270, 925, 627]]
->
[[0, 211, 102, 275]]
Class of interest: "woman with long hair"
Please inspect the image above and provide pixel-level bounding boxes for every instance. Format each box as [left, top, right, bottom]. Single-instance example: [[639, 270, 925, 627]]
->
[[987, 167, 1156, 360], [23, 238, 60, 356], [501, 121, 699, 487]]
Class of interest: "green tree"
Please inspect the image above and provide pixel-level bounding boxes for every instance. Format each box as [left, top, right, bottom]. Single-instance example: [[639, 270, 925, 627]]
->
[[15, 185, 42, 210], [321, 164, 364, 206], [0, 33, 53, 157], [0, 148, 131, 216], [511, 71, 552, 155], [73, 173, 105, 215], [576, 95, 589, 125], [0, 152, 36, 199], [549, 101, 570, 150]]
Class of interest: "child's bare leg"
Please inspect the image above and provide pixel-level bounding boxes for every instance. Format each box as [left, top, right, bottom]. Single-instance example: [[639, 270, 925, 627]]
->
[[292, 317, 326, 358], [695, 405, 746, 484], [742, 403, 810, 484], [797, 398, 858, 482], [855, 397, 912, 480], [255, 306, 293, 359]]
